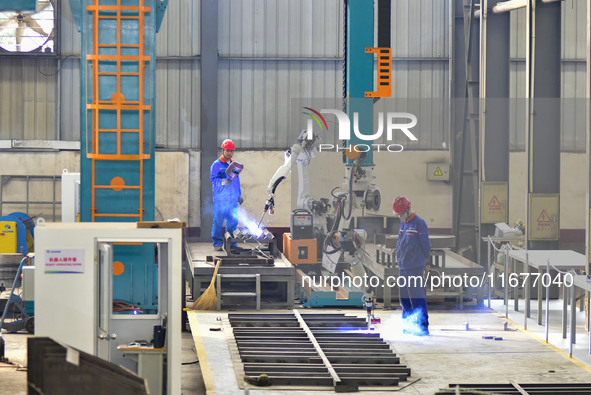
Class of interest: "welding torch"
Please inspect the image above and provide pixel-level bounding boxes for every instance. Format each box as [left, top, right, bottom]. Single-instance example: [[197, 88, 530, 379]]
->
[[258, 196, 275, 228]]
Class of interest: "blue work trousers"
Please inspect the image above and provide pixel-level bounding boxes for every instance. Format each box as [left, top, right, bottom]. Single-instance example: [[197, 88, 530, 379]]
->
[[211, 202, 238, 247], [399, 266, 429, 330]]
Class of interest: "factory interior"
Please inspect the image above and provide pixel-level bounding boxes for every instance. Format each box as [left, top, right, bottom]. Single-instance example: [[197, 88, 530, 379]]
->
[[3, 0, 591, 394]]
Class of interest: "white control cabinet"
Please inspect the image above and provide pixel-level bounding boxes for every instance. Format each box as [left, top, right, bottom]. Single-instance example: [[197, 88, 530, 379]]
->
[[35, 222, 182, 395]]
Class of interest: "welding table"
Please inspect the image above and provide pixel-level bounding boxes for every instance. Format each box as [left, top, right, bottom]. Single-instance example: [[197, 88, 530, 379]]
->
[[374, 234, 456, 268], [365, 245, 484, 309], [184, 239, 295, 309], [481, 235, 525, 308], [506, 250, 586, 327]]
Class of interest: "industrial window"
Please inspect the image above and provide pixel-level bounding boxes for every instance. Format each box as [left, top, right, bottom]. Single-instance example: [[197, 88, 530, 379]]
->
[[0, 0, 56, 55]]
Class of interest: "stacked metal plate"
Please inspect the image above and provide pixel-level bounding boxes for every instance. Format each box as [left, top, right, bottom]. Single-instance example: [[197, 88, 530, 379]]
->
[[228, 312, 411, 391]]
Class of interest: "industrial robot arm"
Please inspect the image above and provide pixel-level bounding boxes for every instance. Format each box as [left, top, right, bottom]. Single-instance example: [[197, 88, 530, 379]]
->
[[259, 130, 318, 226]]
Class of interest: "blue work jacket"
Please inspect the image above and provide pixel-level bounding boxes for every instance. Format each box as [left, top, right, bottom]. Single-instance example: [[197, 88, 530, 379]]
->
[[396, 213, 431, 270], [210, 156, 242, 203]]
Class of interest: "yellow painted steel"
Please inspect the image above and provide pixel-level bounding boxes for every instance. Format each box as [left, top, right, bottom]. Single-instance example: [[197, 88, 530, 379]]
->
[[0, 221, 17, 253]]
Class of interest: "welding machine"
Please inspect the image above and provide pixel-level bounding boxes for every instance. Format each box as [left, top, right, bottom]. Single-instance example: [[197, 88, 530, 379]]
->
[[284, 209, 317, 265], [290, 209, 313, 239]]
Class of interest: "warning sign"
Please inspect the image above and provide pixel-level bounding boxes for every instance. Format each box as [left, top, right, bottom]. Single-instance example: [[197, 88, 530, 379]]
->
[[427, 163, 449, 181], [536, 209, 551, 230], [488, 195, 501, 213], [481, 182, 508, 223], [528, 194, 559, 240]]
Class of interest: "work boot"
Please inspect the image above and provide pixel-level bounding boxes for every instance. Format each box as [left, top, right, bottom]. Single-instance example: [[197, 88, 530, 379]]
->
[[214, 246, 223, 251]]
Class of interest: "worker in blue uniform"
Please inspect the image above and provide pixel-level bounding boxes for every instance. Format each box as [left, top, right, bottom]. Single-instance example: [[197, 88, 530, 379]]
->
[[393, 196, 431, 336], [210, 139, 243, 251]]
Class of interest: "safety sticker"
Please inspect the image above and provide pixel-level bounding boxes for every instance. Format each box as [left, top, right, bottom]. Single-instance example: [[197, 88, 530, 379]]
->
[[536, 209, 551, 229], [488, 195, 501, 213]]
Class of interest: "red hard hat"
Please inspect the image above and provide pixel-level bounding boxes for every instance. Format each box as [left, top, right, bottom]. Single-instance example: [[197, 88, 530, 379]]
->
[[392, 196, 411, 216], [221, 139, 235, 150]]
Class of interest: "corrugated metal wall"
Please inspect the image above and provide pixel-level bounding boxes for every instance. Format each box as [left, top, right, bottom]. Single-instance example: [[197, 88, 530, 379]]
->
[[0, 0, 587, 151], [59, 0, 82, 141], [155, 0, 201, 149], [376, 0, 450, 149], [0, 58, 57, 140], [217, 0, 344, 149], [509, 0, 587, 152]]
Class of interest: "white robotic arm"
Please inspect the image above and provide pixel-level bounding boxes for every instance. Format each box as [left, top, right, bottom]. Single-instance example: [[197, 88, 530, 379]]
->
[[258, 131, 316, 226], [265, 143, 302, 197]]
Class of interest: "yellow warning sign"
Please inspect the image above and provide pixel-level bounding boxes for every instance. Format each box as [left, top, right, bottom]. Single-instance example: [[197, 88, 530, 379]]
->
[[528, 194, 559, 240], [433, 167, 443, 176], [481, 182, 508, 223]]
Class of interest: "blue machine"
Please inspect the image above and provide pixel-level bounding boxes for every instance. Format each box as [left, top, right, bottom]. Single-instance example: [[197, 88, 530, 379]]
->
[[346, 0, 376, 168], [299, 0, 391, 308], [69, 0, 168, 313]]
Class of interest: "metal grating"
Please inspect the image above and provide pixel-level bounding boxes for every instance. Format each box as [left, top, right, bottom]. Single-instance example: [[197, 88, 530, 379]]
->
[[228, 312, 411, 391], [436, 383, 591, 394]]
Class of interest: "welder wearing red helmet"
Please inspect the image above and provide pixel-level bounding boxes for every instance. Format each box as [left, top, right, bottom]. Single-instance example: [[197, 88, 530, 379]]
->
[[393, 196, 431, 336], [210, 139, 243, 250]]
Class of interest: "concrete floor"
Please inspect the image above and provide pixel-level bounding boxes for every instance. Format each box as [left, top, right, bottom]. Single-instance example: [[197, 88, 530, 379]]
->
[[490, 297, 591, 368], [3, 302, 591, 394], [0, 332, 27, 395], [0, 329, 206, 395], [189, 306, 591, 394]]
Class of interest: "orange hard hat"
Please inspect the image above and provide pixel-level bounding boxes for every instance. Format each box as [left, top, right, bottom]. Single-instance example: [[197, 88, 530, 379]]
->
[[392, 196, 411, 216]]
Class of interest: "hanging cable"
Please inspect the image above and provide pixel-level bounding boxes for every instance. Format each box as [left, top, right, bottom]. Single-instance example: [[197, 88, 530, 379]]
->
[[342, 163, 356, 220]]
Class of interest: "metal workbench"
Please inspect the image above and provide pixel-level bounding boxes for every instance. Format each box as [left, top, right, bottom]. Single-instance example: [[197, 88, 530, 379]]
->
[[364, 245, 485, 308], [507, 249, 586, 326], [184, 238, 295, 309]]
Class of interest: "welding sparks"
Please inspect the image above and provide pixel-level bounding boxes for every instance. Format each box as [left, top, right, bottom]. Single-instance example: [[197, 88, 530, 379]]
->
[[237, 207, 264, 237]]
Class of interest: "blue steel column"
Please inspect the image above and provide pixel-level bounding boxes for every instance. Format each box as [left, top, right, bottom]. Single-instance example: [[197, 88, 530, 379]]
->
[[73, 0, 166, 222], [346, 0, 374, 167], [69, 0, 167, 313], [527, 0, 560, 250]]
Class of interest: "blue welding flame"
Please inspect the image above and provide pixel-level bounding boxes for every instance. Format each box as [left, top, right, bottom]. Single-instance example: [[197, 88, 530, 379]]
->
[[379, 307, 429, 341], [401, 307, 429, 336], [237, 207, 264, 237]]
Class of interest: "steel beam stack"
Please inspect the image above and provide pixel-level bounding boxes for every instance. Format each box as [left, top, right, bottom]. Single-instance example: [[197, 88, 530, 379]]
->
[[228, 312, 411, 391]]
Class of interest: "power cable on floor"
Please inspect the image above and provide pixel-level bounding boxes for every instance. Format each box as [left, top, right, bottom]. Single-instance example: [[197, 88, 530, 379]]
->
[[182, 345, 198, 365]]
